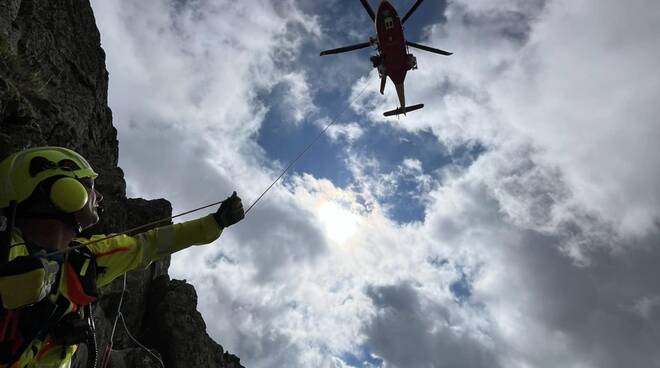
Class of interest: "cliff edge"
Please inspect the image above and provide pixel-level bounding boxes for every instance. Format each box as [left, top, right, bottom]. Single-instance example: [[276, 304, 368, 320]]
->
[[0, 1, 242, 367]]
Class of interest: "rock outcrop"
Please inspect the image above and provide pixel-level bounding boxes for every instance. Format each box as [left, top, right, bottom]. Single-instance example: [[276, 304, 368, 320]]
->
[[0, 0, 242, 367]]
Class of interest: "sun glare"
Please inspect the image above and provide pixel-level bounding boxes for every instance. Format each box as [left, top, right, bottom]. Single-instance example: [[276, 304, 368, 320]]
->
[[317, 200, 360, 246]]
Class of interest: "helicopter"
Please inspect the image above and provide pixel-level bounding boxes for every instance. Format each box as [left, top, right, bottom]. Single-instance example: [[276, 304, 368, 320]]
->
[[320, 0, 452, 117]]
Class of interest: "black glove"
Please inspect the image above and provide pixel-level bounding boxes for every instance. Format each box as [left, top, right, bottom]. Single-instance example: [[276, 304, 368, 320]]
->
[[213, 191, 245, 228]]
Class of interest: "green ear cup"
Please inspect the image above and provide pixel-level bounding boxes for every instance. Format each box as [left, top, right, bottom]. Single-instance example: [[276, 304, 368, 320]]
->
[[49, 177, 89, 213]]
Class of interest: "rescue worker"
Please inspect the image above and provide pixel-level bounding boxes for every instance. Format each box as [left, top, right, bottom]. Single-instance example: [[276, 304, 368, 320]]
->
[[0, 146, 245, 367]]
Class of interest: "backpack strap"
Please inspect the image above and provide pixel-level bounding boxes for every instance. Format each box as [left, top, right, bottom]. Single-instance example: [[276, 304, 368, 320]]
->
[[0, 202, 17, 264], [64, 245, 99, 306]]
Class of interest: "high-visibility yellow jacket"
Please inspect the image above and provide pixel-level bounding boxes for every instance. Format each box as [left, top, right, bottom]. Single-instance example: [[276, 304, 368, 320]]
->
[[0, 215, 222, 368]]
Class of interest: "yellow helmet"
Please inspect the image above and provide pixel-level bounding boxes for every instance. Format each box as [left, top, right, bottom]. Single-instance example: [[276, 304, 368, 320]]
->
[[0, 147, 98, 210]]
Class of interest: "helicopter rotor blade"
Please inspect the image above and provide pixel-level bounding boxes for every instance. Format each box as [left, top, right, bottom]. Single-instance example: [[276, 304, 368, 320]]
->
[[380, 75, 386, 95], [359, 0, 376, 22], [401, 0, 425, 24], [320, 42, 371, 56], [406, 41, 453, 56]]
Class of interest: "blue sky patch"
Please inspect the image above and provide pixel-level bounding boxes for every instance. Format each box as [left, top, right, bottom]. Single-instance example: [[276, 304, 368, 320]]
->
[[450, 272, 472, 303], [352, 125, 451, 173], [342, 345, 384, 368], [256, 107, 354, 187], [399, 0, 449, 41]]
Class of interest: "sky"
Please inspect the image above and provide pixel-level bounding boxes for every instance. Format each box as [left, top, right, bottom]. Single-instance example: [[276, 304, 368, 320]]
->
[[89, 0, 660, 367]]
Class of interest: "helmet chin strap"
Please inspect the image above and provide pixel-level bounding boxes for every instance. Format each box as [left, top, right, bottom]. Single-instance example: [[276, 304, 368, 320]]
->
[[1, 201, 17, 251], [69, 213, 84, 235]]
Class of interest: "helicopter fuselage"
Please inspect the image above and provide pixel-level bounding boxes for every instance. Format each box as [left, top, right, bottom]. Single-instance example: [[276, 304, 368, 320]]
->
[[375, 1, 409, 85]]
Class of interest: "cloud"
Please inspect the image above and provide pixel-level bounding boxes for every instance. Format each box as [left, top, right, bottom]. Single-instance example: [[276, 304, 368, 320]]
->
[[491, 0, 660, 237], [421, 155, 660, 368], [323, 120, 364, 143], [364, 283, 496, 368], [433, 0, 659, 239], [280, 72, 316, 124]]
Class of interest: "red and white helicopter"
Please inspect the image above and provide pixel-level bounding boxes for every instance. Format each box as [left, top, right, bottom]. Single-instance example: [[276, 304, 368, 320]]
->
[[320, 0, 452, 117]]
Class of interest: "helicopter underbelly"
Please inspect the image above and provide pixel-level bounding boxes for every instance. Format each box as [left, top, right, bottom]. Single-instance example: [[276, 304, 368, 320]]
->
[[376, 1, 407, 84]]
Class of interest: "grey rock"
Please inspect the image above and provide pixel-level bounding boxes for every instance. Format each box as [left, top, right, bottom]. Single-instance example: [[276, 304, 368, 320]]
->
[[142, 277, 244, 368]]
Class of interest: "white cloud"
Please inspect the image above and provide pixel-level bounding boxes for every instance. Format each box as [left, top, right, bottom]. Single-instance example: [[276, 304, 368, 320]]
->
[[279, 72, 317, 124], [345, 152, 434, 217], [323, 120, 364, 143], [492, 0, 660, 237], [632, 296, 660, 320], [434, 0, 658, 239]]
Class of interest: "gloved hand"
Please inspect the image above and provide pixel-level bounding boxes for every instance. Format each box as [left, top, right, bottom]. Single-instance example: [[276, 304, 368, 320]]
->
[[0, 256, 60, 309], [213, 191, 245, 228]]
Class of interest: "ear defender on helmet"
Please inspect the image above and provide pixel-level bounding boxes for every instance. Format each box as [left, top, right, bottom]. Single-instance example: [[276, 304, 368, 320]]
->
[[49, 177, 89, 213]]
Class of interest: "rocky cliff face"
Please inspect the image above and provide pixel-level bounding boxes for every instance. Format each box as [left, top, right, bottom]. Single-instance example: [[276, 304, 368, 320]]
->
[[0, 1, 242, 367]]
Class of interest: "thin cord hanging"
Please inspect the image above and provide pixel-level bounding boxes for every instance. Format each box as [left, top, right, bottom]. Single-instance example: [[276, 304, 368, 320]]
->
[[119, 313, 165, 368], [100, 274, 126, 368], [45, 83, 370, 259], [244, 82, 370, 215], [101, 273, 164, 368]]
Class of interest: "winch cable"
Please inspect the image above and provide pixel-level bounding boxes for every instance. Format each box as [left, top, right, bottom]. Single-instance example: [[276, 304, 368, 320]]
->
[[44, 82, 370, 259], [100, 274, 126, 368], [244, 82, 370, 215], [44, 200, 225, 258], [100, 273, 165, 368]]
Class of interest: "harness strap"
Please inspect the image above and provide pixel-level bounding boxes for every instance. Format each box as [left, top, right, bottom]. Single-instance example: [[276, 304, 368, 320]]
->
[[0, 202, 17, 264], [0, 310, 14, 341]]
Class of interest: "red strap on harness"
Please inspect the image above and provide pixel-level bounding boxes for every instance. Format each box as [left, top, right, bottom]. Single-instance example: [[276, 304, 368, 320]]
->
[[34, 336, 56, 362], [0, 310, 20, 344], [65, 264, 97, 306], [0, 309, 26, 365]]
